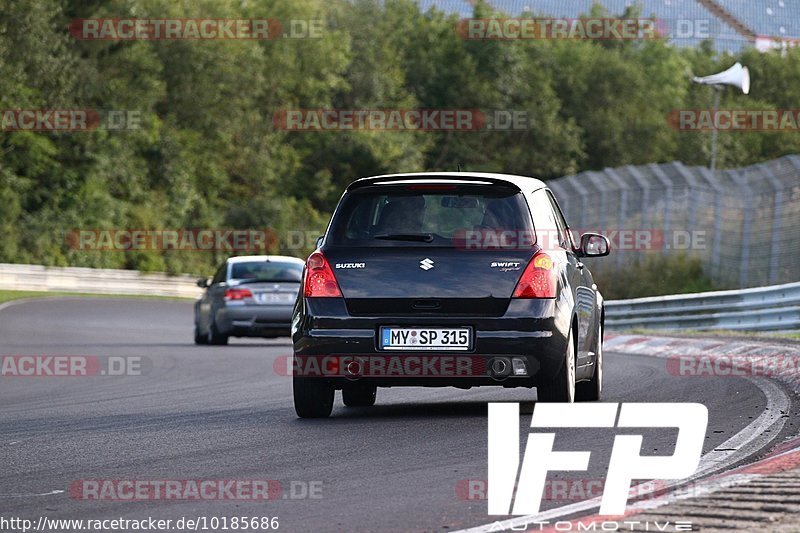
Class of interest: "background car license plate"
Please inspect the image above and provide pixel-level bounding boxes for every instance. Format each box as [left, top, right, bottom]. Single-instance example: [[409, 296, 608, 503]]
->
[[380, 327, 471, 351], [255, 293, 295, 304]]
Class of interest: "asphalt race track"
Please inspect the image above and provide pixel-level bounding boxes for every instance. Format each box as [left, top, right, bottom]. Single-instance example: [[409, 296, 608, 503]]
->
[[1, 298, 795, 532]]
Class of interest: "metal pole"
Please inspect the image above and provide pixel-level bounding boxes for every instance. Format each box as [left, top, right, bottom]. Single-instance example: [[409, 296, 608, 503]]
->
[[710, 88, 720, 172]]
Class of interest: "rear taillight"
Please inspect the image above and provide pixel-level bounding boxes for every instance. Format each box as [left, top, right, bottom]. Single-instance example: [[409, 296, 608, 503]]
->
[[512, 251, 557, 298], [304, 251, 342, 297], [225, 288, 253, 301]]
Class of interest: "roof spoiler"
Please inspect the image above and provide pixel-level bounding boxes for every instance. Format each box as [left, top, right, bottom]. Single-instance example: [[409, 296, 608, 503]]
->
[[346, 175, 522, 192]]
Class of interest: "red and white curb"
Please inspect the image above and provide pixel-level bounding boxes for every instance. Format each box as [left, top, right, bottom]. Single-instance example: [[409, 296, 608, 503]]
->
[[604, 333, 800, 392]]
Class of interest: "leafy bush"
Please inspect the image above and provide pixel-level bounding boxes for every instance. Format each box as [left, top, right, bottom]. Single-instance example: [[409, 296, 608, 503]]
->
[[593, 253, 717, 300]]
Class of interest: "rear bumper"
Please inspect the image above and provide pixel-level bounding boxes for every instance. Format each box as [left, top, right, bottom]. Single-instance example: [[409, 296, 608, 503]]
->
[[292, 297, 571, 388], [216, 304, 293, 337]]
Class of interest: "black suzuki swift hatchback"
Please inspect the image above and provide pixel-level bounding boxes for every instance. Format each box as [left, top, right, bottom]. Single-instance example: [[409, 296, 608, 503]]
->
[[291, 172, 610, 417]]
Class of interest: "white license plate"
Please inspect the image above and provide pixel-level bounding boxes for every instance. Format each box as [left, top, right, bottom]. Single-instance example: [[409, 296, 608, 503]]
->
[[380, 327, 472, 351], [255, 293, 295, 304]]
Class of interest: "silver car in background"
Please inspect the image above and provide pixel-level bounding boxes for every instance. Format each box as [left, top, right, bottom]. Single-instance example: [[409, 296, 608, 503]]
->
[[194, 255, 305, 345]]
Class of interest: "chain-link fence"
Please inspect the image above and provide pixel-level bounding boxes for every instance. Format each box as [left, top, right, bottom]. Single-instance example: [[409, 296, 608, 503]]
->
[[547, 154, 800, 289]]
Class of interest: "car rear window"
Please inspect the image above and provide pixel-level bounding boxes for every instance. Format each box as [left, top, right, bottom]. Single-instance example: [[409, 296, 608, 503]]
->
[[328, 185, 533, 247], [229, 261, 303, 282]]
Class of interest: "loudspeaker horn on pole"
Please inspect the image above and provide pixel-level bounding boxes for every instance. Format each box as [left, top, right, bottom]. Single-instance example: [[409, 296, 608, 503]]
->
[[692, 62, 750, 94]]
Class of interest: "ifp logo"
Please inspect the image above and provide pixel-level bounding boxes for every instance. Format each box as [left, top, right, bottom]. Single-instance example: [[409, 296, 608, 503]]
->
[[488, 403, 708, 516]]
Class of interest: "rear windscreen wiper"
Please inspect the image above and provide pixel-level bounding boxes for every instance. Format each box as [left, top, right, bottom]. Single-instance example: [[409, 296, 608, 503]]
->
[[373, 233, 434, 243]]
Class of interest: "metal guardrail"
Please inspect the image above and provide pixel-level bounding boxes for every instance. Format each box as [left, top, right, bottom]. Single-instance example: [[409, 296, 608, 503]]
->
[[605, 281, 800, 331], [0, 263, 201, 299]]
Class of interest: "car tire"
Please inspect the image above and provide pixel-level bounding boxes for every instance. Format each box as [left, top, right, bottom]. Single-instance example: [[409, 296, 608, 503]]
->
[[194, 324, 208, 345], [537, 327, 576, 403], [293, 377, 334, 418], [576, 322, 603, 402], [208, 320, 229, 346], [342, 385, 377, 407]]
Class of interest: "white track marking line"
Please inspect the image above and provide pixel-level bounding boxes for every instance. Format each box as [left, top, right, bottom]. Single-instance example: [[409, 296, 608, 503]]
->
[[0, 296, 71, 315], [0, 295, 118, 315], [691, 376, 788, 479], [0, 490, 65, 498], [0, 298, 32, 314], [452, 374, 790, 533]]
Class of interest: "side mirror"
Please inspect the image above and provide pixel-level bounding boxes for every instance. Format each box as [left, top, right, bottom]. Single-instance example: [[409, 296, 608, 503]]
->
[[196, 277, 211, 288], [315, 235, 324, 249], [579, 233, 610, 257]]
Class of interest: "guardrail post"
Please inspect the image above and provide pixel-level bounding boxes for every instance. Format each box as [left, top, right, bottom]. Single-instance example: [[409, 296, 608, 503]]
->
[[603, 168, 628, 268], [647, 163, 673, 245], [626, 165, 651, 231], [697, 166, 725, 280], [757, 163, 784, 286], [726, 168, 753, 287]]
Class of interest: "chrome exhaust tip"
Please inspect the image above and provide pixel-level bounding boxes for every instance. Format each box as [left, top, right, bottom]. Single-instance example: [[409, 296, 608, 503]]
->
[[345, 360, 362, 376], [491, 357, 510, 377]]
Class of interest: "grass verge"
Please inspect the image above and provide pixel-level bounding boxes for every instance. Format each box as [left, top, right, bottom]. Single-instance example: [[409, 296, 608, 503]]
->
[[0, 289, 193, 305]]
